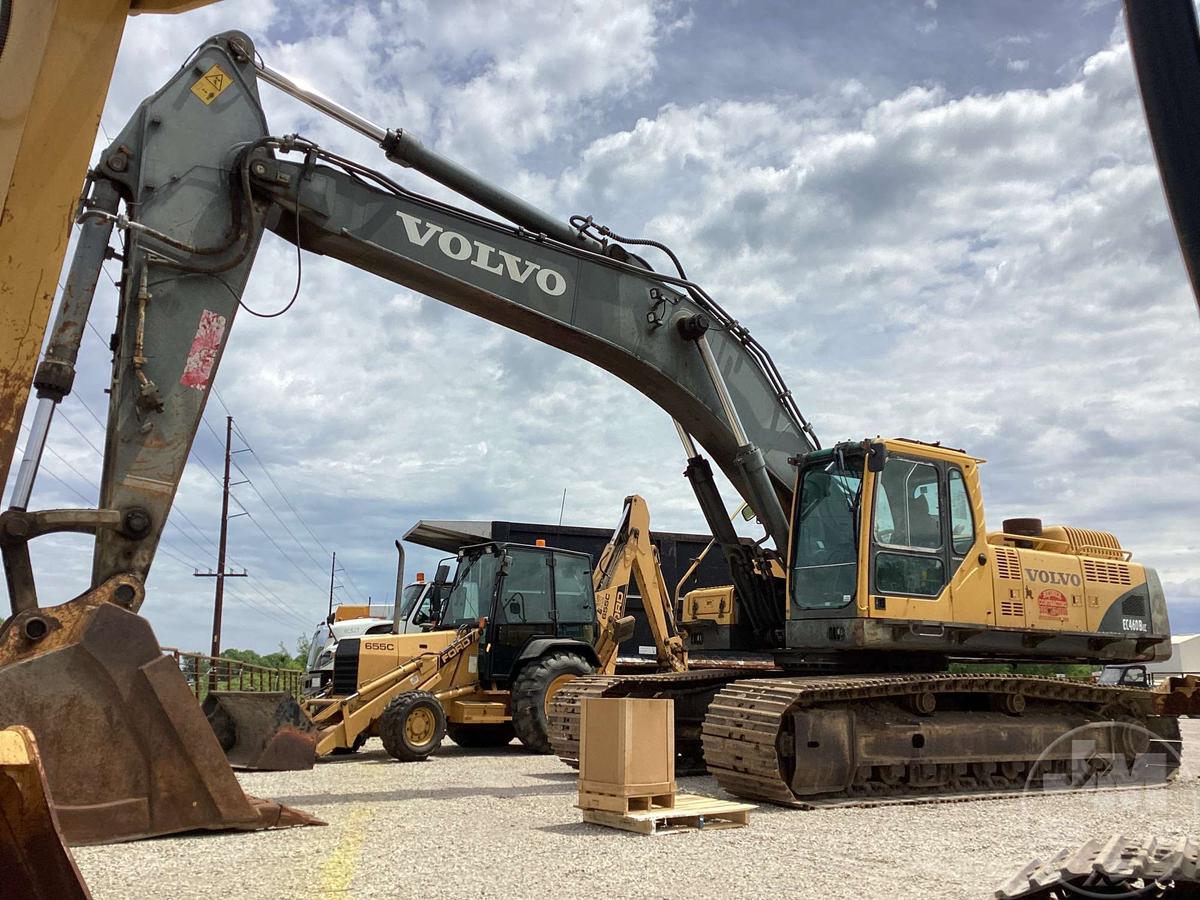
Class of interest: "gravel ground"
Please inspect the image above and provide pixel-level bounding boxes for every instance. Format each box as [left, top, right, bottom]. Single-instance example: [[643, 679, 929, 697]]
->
[[73, 718, 1200, 900]]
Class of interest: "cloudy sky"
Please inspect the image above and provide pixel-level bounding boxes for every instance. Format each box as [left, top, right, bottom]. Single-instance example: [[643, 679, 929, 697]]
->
[[6, 0, 1198, 655]]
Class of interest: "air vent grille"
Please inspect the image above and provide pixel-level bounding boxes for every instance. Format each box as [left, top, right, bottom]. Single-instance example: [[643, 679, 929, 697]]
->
[[1122, 595, 1146, 617], [995, 547, 1021, 581], [1082, 559, 1132, 586], [1000, 600, 1024, 618], [1063, 526, 1124, 559], [332, 638, 361, 696]]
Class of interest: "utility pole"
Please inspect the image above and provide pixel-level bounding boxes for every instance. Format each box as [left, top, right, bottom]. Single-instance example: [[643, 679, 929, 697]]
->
[[194, 415, 247, 674], [328, 551, 337, 619]]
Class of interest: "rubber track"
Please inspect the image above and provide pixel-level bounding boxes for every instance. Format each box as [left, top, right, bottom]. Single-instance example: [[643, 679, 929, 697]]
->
[[548, 669, 750, 769], [701, 673, 1165, 807]]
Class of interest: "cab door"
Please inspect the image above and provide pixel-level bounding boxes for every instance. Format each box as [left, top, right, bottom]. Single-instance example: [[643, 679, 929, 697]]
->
[[480, 548, 554, 683], [867, 456, 954, 622], [551, 551, 597, 647]]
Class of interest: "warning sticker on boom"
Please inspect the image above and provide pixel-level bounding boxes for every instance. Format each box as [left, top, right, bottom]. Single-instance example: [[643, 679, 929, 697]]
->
[[190, 64, 233, 105]]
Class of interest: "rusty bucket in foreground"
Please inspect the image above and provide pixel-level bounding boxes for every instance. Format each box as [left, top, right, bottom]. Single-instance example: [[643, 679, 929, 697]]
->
[[0, 577, 324, 845], [203, 691, 317, 771], [0, 725, 92, 900]]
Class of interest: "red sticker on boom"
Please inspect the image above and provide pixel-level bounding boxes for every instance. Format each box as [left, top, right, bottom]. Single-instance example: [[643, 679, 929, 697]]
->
[[180, 309, 226, 390]]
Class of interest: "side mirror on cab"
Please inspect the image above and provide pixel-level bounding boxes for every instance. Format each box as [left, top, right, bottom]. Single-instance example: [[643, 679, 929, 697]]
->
[[867, 441, 888, 472]]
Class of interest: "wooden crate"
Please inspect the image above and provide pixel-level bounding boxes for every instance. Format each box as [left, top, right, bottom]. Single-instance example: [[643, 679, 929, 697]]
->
[[579, 697, 675, 804], [581, 793, 755, 835]]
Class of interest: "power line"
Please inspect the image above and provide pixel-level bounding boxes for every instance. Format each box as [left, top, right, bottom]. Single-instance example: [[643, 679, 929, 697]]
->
[[211, 387, 234, 419], [37, 320, 326, 622], [225, 583, 309, 631], [338, 564, 367, 605], [235, 429, 334, 559], [230, 457, 330, 576], [21, 423, 98, 503], [222, 419, 367, 603], [56, 407, 104, 457], [237, 577, 314, 629], [230, 495, 326, 592], [37, 279, 313, 633], [44, 403, 223, 561]]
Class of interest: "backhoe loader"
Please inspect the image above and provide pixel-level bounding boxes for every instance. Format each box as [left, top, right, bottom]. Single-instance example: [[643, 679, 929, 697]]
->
[[0, 28, 1192, 846], [208, 494, 689, 768]]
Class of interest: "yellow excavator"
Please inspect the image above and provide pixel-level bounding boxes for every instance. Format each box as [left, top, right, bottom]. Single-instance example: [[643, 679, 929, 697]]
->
[[207, 494, 689, 769], [1, 5, 1198, 857], [556, 437, 1187, 803]]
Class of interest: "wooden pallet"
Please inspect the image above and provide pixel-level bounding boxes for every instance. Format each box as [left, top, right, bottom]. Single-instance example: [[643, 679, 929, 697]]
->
[[580, 792, 755, 835], [578, 778, 676, 814]]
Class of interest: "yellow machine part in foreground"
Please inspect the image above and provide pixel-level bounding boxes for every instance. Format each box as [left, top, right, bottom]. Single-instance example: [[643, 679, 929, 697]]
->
[[0, 725, 92, 900], [0, 0, 218, 489]]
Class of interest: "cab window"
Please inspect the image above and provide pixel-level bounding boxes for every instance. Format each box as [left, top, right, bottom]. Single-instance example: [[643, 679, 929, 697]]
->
[[791, 459, 863, 610], [873, 459, 941, 549], [948, 468, 974, 556], [441, 551, 497, 626], [876, 553, 945, 596], [553, 553, 595, 624], [871, 457, 947, 599], [496, 549, 551, 624]]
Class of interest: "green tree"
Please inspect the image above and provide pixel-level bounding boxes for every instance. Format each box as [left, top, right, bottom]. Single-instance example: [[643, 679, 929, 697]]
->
[[295, 633, 312, 666], [949, 661, 1096, 679]]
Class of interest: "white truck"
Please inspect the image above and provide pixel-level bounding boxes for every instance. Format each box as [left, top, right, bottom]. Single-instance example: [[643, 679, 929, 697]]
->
[[304, 567, 447, 694]]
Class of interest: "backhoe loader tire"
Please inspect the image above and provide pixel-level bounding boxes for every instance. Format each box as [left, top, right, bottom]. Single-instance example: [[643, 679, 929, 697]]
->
[[379, 691, 446, 762], [330, 732, 368, 755], [511, 651, 594, 754], [446, 722, 516, 748]]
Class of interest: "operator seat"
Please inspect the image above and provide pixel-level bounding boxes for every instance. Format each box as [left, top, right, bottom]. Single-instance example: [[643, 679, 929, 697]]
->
[[906, 492, 940, 547]]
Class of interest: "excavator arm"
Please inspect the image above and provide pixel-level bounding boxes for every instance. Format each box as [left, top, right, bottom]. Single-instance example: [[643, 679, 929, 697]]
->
[[591, 495, 687, 675]]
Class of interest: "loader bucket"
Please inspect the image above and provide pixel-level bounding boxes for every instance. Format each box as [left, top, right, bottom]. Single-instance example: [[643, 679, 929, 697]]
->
[[0, 726, 92, 900], [203, 691, 317, 771], [0, 577, 324, 844]]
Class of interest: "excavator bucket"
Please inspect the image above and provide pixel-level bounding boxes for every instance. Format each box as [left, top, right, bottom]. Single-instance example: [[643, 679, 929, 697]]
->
[[0, 726, 92, 900], [203, 691, 317, 771], [0, 579, 324, 844]]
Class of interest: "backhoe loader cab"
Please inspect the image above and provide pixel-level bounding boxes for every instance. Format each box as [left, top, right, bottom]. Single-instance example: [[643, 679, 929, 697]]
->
[[316, 541, 603, 759], [784, 438, 1172, 664], [435, 542, 599, 678]]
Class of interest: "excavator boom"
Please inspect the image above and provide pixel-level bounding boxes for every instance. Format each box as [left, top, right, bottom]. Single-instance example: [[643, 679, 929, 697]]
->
[[42, 28, 813, 603]]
